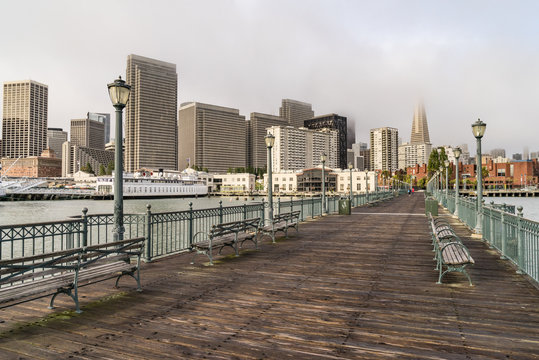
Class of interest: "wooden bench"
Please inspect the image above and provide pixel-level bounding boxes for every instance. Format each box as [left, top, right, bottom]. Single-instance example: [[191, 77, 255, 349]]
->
[[260, 211, 301, 243], [428, 215, 474, 286], [0, 237, 145, 313], [191, 217, 260, 265]]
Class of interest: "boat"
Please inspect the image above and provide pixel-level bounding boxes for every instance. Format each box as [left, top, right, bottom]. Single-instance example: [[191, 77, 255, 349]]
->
[[95, 168, 209, 198]]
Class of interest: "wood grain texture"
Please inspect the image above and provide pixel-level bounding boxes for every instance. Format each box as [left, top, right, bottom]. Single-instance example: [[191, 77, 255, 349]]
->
[[0, 194, 538, 359]]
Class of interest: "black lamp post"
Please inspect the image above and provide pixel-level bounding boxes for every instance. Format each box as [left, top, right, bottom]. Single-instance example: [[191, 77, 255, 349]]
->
[[472, 119, 487, 234], [321, 153, 326, 214], [265, 134, 275, 221], [107, 76, 131, 241]]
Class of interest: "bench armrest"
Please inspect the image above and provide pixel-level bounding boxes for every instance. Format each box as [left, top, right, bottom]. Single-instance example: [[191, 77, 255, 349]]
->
[[193, 231, 209, 244]]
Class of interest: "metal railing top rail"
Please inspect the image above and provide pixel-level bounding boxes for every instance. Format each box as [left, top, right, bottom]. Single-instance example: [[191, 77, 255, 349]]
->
[[0, 218, 82, 229]]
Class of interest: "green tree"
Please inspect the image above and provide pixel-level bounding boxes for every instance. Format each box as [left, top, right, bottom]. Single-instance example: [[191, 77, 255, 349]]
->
[[98, 164, 106, 176], [106, 161, 114, 175], [81, 162, 94, 175]]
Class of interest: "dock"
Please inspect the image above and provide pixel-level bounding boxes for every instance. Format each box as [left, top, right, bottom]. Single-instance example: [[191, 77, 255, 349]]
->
[[0, 194, 538, 358]]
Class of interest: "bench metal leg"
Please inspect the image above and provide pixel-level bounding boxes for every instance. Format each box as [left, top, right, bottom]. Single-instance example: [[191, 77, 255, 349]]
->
[[49, 285, 81, 313], [115, 271, 142, 292]]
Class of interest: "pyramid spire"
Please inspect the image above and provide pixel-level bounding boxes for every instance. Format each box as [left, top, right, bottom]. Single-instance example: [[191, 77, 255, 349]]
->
[[410, 102, 430, 144]]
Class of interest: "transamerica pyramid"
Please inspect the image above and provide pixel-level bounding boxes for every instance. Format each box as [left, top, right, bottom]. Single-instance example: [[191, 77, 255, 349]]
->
[[410, 102, 430, 144]]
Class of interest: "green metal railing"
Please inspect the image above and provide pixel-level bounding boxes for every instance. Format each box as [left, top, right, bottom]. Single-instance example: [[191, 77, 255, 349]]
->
[[0, 190, 395, 261], [430, 188, 539, 284]]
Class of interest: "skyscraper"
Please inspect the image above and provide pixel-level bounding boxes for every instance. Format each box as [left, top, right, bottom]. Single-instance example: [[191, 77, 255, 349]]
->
[[279, 99, 314, 128], [70, 118, 105, 150], [178, 102, 246, 173], [304, 114, 347, 169], [47, 128, 68, 158], [87, 112, 111, 143], [248, 112, 288, 170], [370, 127, 399, 172], [410, 102, 430, 144], [2, 80, 48, 158], [125, 54, 178, 172]]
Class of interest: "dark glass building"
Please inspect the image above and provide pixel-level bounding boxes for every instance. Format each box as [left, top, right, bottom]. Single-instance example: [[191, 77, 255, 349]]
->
[[304, 114, 347, 169]]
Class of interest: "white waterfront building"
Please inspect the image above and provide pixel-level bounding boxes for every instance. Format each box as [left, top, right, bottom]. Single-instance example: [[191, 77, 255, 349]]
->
[[333, 168, 377, 194], [212, 173, 256, 193], [264, 168, 376, 195]]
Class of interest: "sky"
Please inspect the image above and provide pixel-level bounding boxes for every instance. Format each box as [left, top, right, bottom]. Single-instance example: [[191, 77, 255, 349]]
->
[[1, 0, 538, 157]]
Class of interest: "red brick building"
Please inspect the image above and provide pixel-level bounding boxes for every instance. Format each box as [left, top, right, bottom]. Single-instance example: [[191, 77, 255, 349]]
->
[[404, 159, 539, 189], [1, 148, 62, 178]]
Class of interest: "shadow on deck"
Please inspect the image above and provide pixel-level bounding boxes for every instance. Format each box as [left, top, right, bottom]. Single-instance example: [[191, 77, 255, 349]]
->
[[0, 194, 538, 359]]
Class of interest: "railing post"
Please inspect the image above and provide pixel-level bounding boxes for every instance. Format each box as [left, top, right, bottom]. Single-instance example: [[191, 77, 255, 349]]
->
[[243, 204, 247, 220], [81, 207, 88, 248], [277, 197, 281, 215], [500, 211, 507, 260], [219, 200, 223, 224], [516, 206, 525, 274], [488, 202, 495, 248], [261, 199, 266, 225], [311, 197, 315, 219], [301, 196, 304, 221], [145, 204, 152, 262], [189, 202, 194, 248]]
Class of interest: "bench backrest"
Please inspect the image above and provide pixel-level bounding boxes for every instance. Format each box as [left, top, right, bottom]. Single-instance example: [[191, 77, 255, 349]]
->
[[210, 218, 261, 239], [273, 211, 300, 223], [0, 237, 145, 287]]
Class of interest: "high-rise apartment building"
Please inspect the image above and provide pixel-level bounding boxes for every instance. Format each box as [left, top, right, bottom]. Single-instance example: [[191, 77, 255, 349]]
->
[[70, 118, 105, 150], [304, 114, 347, 169], [267, 125, 338, 172], [125, 54, 178, 172], [87, 112, 111, 143], [178, 102, 246, 173], [2, 80, 48, 158], [279, 99, 314, 128], [410, 102, 430, 144], [247, 112, 288, 170], [398, 142, 432, 170], [370, 127, 399, 172], [47, 128, 68, 159]]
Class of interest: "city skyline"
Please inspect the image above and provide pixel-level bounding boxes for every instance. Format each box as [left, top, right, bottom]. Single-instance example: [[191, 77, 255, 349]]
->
[[1, 1, 538, 157]]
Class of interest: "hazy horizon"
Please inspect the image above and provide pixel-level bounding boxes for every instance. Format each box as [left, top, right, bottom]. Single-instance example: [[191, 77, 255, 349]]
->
[[1, 0, 538, 158]]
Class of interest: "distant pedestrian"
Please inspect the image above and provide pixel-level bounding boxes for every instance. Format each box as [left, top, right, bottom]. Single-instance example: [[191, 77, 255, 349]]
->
[[408, 189, 411, 195], [411, 188, 415, 195]]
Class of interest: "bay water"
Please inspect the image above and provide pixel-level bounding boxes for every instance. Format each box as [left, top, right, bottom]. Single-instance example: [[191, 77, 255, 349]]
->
[[0, 196, 261, 226]]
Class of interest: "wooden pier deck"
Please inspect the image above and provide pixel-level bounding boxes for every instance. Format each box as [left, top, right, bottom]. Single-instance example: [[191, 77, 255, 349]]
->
[[1, 194, 538, 359]]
